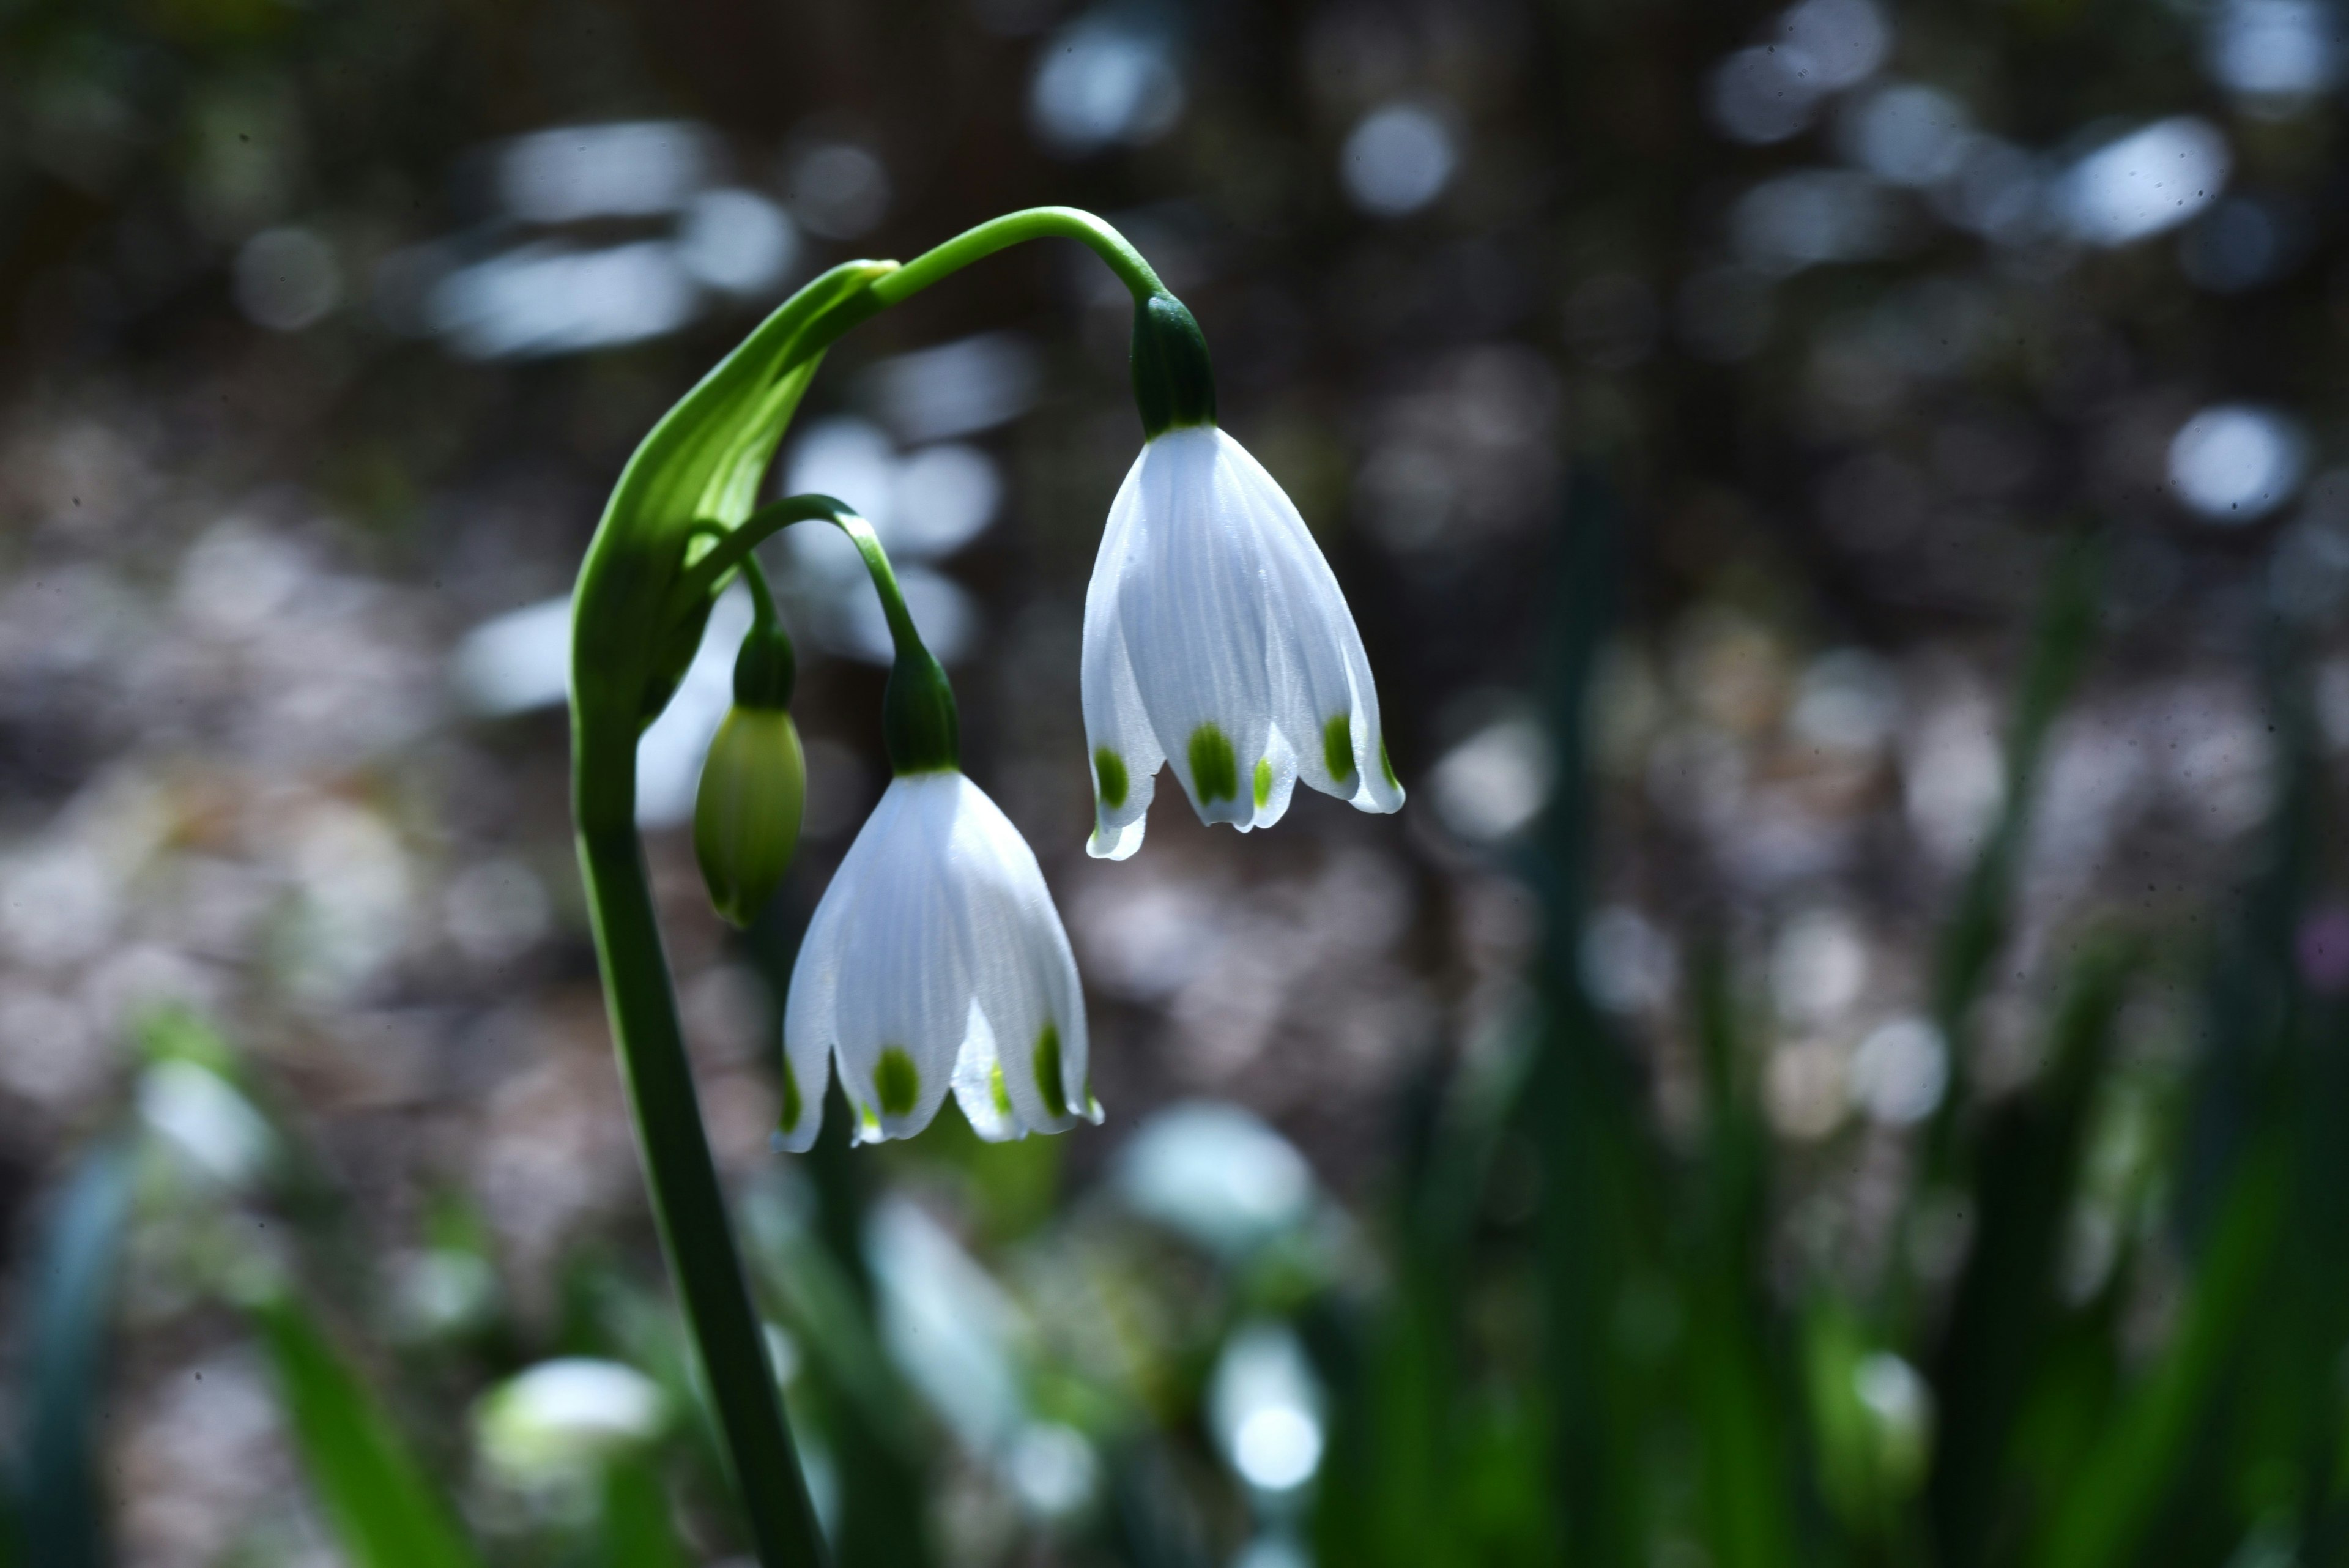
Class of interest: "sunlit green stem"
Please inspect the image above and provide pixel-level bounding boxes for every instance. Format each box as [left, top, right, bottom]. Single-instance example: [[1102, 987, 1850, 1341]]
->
[[674, 496, 923, 663], [869, 206, 1165, 307]]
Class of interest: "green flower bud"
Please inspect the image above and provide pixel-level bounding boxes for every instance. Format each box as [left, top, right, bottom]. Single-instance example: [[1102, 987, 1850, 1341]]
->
[[694, 707, 806, 927]]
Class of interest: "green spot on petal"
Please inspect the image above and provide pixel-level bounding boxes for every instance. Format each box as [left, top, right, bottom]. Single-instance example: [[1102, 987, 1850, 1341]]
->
[[1379, 737, 1399, 790], [1253, 757, 1272, 810], [1323, 715, 1355, 782], [990, 1061, 1013, 1119], [779, 1060, 803, 1134], [1034, 1023, 1069, 1120], [1094, 746, 1129, 811], [1189, 724, 1238, 804], [875, 1047, 919, 1118]]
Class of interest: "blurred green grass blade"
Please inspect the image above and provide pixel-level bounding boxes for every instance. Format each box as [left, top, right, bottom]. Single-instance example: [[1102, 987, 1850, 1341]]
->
[[1530, 470, 1655, 1562], [600, 1455, 690, 1568], [253, 1293, 484, 1568], [1928, 939, 2134, 1567], [2030, 1143, 2288, 1568], [1928, 532, 2100, 1158], [21, 1135, 138, 1568], [1686, 943, 1801, 1568]]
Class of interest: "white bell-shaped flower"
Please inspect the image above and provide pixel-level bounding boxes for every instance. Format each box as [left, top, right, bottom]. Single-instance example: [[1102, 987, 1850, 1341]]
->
[[1082, 425, 1405, 859], [778, 770, 1097, 1150]]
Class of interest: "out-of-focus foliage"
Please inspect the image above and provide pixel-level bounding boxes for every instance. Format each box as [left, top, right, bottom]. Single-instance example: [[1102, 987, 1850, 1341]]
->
[[4, 0, 2348, 1564]]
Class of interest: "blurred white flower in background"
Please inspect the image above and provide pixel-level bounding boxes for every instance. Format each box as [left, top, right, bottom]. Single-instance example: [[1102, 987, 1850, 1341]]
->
[[138, 1058, 275, 1187], [2169, 403, 2306, 522], [1838, 83, 1970, 187], [234, 226, 340, 332], [2206, 0, 2342, 106], [1429, 715, 1554, 842], [1030, 10, 1185, 156], [500, 121, 713, 221], [1709, 0, 1889, 144], [2061, 117, 2230, 247], [1847, 1016, 1948, 1125], [676, 188, 798, 296], [1773, 909, 1869, 1027], [1209, 1322, 1325, 1494], [1733, 170, 1901, 274], [1582, 905, 1677, 1015], [1114, 1101, 1315, 1255], [783, 140, 890, 240], [1709, 46, 1828, 146], [475, 1359, 667, 1490], [1340, 100, 1458, 216]]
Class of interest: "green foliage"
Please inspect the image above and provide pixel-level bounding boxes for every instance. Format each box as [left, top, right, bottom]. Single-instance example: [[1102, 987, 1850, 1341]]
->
[[253, 1293, 485, 1568], [17, 1136, 137, 1568]]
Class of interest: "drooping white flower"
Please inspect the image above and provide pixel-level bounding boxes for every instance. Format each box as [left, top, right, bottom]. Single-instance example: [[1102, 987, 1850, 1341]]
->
[[779, 770, 1096, 1150], [1082, 425, 1405, 859]]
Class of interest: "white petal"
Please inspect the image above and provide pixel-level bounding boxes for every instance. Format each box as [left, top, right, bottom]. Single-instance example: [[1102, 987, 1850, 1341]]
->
[[1082, 454, 1163, 859], [784, 773, 1095, 1150], [948, 1001, 1020, 1142], [807, 776, 968, 1143], [1219, 429, 1405, 816], [777, 774, 910, 1152], [946, 776, 1096, 1134], [1117, 428, 1277, 828]]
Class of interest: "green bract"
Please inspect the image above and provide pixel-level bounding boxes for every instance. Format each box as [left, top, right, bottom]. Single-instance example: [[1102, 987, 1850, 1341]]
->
[[569, 260, 889, 834]]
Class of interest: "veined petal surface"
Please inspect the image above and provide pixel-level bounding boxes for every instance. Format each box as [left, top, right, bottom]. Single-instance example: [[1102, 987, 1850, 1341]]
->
[[1079, 426, 1403, 858], [779, 772, 1093, 1151]]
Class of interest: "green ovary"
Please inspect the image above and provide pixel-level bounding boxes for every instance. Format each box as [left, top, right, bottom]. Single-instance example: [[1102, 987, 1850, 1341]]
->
[[875, 1048, 919, 1118], [1189, 724, 1239, 803], [1034, 1023, 1069, 1120], [1094, 746, 1129, 810], [1253, 758, 1272, 809], [1323, 715, 1354, 782]]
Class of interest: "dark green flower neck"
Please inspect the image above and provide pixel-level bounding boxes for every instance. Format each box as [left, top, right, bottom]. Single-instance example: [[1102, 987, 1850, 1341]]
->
[[730, 551, 796, 710], [883, 644, 960, 774], [1132, 292, 1217, 439]]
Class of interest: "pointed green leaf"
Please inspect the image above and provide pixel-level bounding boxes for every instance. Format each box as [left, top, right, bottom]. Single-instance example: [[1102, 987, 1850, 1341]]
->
[[20, 1136, 137, 1568], [254, 1293, 484, 1568]]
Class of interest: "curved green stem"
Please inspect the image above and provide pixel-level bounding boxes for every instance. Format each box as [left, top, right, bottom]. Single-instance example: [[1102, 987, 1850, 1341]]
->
[[868, 206, 1164, 308], [674, 496, 925, 664]]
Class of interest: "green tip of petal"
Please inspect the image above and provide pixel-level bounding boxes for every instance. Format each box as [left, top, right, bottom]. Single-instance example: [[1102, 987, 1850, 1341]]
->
[[989, 1061, 1014, 1120], [875, 1047, 919, 1118], [1253, 757, 1273, 810], [1094, 746, 1129, 811], [1379, 737, 1399, 791], [779, 1060, 803, 1135], [1324, 715, 1356, 782], [1189, 724, 1239, 804], [1034, 1024, 1069, 1121]]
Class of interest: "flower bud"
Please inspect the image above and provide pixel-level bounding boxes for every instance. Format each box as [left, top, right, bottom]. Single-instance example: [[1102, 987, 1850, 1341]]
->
[[694, 706, 806, 927]]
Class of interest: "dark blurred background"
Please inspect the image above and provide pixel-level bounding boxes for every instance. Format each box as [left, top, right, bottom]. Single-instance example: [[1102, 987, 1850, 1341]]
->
[[3, 1, 2347, 1565]]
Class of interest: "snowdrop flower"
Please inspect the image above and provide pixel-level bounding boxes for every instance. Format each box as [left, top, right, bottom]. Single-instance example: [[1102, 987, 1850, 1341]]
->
[[778, 532, 1094, 1150], [779, 770, 1094, 1148], [1083, 295, 1405, 859]]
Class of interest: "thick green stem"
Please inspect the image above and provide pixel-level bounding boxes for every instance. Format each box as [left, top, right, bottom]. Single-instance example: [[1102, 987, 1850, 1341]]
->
[[577, 823, 829, 1565]]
